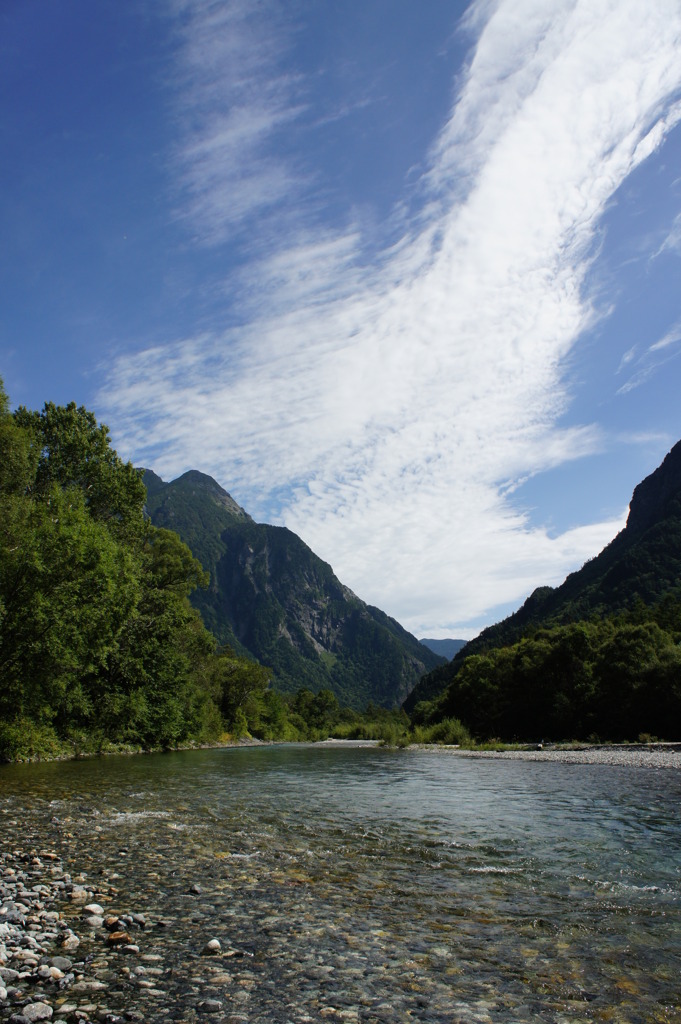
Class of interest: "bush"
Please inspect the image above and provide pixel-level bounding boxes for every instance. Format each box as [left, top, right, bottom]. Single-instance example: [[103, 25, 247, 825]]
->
[[412, 717, 471, 746], [0, 719, 68, 762]]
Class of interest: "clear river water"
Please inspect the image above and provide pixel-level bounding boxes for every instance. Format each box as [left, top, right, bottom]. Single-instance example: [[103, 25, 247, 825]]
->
[[1, 744, 681, 1023]]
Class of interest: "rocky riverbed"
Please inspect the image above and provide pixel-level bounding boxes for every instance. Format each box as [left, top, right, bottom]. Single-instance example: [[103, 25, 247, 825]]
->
[[0, 845, 177, 1024], [2, 745, 680, 1024]]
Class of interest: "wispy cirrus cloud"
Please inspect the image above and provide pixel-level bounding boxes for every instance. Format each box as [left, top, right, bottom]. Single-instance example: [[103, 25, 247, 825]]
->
[[100, 0, 681, 636], [653, 210, 681, 258], [616, 318, 681, 395], [168, 0, 309, 246]]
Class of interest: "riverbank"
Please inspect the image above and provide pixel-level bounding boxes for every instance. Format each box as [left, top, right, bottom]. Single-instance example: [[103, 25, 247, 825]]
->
[[318, 737, 681, 769], [4, 736, 681, 769], [413, 742, 681, 769]]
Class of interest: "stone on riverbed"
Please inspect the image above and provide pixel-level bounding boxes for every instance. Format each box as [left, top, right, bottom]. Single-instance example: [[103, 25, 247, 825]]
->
[[21, 1002, 53, 1022], [82, 915, 104, 930], [48, 958, 72, 972], [57, 932, 79, 952], [197, 1000, 222, 1013]]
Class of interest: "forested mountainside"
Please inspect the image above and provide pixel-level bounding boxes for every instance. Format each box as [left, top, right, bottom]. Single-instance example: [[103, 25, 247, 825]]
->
[[144, 471, 443, 709], [406, 441, 681, 741]]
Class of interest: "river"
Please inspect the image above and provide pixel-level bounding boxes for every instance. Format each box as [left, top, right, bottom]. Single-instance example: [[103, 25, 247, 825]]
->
[[2, 744, 680, 1023]]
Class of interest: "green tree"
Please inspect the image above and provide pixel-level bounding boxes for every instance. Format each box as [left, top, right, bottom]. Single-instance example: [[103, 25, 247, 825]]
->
[[0, 382, 228, 757], [14, 401, 146, 540]]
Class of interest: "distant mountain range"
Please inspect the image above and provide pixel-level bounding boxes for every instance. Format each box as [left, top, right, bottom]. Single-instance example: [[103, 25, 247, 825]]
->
[[406, 438, 681, 712], [143, 470, 444, 709], [419, 638, 467, 660]]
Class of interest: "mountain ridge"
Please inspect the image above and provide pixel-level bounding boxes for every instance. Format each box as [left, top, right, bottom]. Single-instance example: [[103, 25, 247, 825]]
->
[[143, 470, 444, 708]]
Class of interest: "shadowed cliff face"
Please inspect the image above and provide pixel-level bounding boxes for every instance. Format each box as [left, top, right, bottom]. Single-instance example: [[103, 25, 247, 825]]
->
[[143, 470, 443, 709], [626, 440, 681, 537]]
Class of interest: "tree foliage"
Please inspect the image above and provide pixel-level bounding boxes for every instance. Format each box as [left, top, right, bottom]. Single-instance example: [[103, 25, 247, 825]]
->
[[0, 382, 283, 759], [415, 608, 681, 741]]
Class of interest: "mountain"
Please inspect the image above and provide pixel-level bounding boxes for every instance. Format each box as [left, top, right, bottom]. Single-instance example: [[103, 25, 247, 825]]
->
[[144, 470, 444, 708], [419, 638, 467, 660], [406, 439, 681, 711]]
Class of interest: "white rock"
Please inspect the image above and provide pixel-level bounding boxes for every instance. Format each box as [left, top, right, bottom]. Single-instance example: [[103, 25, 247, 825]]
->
[[23, 1002, 54, 1022], [201, 938, 222, 955]]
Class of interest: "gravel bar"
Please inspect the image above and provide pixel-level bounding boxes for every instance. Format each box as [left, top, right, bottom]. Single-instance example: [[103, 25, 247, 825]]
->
[[415, 743, 681, 769]]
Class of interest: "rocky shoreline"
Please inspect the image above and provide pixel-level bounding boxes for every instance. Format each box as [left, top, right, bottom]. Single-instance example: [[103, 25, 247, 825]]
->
[[417, 742, 681, 769]]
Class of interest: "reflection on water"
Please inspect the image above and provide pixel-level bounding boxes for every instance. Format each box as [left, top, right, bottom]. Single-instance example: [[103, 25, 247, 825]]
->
[[2, 745, 681, 1022]]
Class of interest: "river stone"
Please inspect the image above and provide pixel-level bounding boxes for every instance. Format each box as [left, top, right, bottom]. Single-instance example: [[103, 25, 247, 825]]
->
[[71, 980, 108, 993], [22, 1002, 53, 1022], [197, 1000, 222, 1013], [83, 904, 103, 916], [49, 958, 72, 972], [201, 939, 221, 955]]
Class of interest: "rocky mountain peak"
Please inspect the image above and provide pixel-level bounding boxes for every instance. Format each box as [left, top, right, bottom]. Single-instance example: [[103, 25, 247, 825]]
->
[[625, 440, 681, 537]]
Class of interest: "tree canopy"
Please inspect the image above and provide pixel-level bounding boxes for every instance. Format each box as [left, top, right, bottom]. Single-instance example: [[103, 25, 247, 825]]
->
[[413, 604, 681, 742], [0, 382, 277, 759]]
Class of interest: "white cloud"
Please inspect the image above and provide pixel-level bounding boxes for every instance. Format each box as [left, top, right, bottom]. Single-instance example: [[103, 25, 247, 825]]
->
[[616, 321, 681, 393], [649, 321, 681, 353], [657, 211, 681, 256], [616, 346, 637, 373], [168, 0, 309, 246], [100, 0, 681, 636]]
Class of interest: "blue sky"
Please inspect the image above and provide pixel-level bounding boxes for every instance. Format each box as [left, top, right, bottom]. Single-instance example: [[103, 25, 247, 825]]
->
[[2, 0, 681, 639]]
